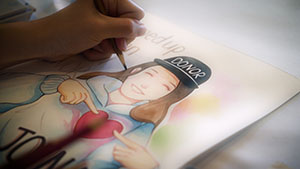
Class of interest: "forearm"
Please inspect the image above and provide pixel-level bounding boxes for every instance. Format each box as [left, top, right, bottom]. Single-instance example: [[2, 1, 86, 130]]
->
[[0, 20, 51, 68], [0, 9, 84, 68], [0, 0, 146, 69], [0, 5, 98, 69]]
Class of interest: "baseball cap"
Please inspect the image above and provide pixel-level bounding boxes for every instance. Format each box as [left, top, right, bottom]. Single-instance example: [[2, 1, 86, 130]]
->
[[155, 56, 211, 88]]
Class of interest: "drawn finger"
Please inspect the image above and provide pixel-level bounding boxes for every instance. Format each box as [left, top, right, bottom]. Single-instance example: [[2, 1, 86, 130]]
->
[[84, 93, 98, 114], [70, 93, 80, 104], [61, 92, 76, 103], [72, 92, 83, 104], [60, 95, 67, 103], [114, 145, 134, 154], [113, 130, 139, 150], [66, 92, 77, 104], [75, 92, 84, 104], [113, 154, 126, 162], [113, 150, 130, 157], [60, 94, 73, 103]]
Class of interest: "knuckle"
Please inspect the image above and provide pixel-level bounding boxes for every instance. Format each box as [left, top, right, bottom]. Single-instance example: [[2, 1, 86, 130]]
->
[[123, 19, 136, 37]]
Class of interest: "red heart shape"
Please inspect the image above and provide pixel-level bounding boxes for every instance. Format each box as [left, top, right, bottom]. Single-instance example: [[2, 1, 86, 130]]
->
[[74, 110, 123, 139]]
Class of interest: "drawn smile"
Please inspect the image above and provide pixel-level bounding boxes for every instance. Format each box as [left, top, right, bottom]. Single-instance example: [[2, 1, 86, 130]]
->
[[131, 84, 144, 95]]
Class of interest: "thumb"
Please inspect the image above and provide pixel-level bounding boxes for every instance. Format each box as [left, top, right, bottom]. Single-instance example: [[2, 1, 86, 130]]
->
[[84, 95, 98, 114], [60, 95, 66, 103], [102, 17, 146, 39]]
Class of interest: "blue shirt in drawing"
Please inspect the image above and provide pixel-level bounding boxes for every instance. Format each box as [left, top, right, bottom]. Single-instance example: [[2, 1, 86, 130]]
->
[[0, 73, 155, 169], [0, 73, 69, 113]]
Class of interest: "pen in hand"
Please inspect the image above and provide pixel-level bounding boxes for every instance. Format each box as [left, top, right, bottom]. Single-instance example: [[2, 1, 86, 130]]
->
[[94, 0, 128, 70]]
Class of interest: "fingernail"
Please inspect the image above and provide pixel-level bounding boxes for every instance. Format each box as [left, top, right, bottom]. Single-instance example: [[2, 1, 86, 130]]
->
[[133, 19, 143, 25], [137, 24, 146, 36], [122, 39, 127, 51], [116, 38, 127, 51], [134, 19, 147, 36]]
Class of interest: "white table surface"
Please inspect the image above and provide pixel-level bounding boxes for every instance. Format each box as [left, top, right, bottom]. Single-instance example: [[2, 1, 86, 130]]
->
[[26, 0, 300, 168]]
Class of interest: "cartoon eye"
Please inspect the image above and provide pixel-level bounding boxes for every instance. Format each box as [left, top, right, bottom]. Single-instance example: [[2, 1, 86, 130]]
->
[[163, 84, 171, 91], [145, 72, 153, 77]]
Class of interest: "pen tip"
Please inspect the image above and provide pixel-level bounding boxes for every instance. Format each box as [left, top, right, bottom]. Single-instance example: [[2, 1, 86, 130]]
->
[[124, 64, 127, 70]]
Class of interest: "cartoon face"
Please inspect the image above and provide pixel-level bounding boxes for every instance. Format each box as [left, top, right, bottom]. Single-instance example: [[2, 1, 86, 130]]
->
[[120, 65, 180, 101]]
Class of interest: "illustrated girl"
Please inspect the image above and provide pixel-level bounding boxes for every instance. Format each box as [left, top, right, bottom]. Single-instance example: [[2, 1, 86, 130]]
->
[[0, 56, 211, 168]]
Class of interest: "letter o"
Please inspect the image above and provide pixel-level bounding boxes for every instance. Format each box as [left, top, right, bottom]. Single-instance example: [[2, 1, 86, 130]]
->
[[177, 61, 189, 67], [6, 136, 46, 162], [170, 58, 183, 64], [189, 69, 201, 74]]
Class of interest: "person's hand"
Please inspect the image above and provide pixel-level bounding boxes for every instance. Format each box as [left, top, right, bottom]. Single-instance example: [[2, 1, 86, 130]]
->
[[0, 0, 146, 68], [57, 79, 98, 114], [113, 130, 159, 169], [41, 0, 146, 61], [82, 0, 146, 61]]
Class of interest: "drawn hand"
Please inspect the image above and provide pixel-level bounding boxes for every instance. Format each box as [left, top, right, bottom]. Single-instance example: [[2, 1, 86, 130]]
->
[[113, 130, 159, 169], [58, 79, 98, 114]]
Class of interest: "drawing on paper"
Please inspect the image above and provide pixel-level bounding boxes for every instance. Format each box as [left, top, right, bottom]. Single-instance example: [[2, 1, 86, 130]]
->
[[0, 56, 211, 168]]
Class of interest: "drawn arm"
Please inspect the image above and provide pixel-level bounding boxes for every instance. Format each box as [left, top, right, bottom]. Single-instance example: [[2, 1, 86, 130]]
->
[[0, 73, 69, 113], [40, 74, 70, 94]]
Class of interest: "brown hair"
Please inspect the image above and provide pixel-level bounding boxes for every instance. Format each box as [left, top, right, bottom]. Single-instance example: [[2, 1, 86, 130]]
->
[[78, 62, 195, 126]]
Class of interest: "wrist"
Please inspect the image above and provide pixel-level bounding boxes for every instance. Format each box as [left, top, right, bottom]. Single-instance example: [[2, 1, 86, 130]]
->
[[0, 21, 41, 68], [27, 17, 63, 59], [0, 15, 70, 69]]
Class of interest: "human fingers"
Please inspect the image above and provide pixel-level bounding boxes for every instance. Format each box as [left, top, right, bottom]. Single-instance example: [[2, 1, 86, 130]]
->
[[84, 37, 134, 60], [83, 93, 98, 114], [101, 0, 145, 20], [83, 40, 114, 61], [115, 38, 127, 51], [87, 37, 134, 59], [113, 130, 139, 150], [115, 37, 136, 53], [101, 17, 146, 40]]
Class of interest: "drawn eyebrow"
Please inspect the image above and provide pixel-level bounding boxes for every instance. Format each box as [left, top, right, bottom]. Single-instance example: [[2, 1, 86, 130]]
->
[[145, 72, 153, 77]]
